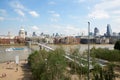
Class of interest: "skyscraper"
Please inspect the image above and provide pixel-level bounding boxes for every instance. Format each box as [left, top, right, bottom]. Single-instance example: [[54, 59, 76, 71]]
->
[[25, 31, 27, 36], [94, 27, 99, 36], [106, 24, 112, 37], [32, 32, 37, 36]]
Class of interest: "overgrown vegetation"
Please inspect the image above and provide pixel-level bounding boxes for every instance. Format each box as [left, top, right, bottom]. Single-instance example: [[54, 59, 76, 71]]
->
[[90, 47, 120, 62], [92, 63, 115, 80], [28, 47, 118, 80], [28, 48, 70, 80], [67, 48, 116, 80]]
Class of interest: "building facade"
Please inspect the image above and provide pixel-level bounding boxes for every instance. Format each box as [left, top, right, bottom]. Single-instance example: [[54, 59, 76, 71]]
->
[[94, 27, 99, 36], [106, 24, 112, 37], [19, 27, 25, 39]]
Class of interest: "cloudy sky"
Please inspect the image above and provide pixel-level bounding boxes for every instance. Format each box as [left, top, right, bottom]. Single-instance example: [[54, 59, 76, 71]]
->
[[0, 0, 120, 36]]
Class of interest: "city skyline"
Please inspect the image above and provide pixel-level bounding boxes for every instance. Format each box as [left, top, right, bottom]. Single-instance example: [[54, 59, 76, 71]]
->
[[0, 0, 120, 36]]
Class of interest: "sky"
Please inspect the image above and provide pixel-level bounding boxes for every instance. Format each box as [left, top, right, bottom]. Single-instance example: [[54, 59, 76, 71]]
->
[[0, 0, 120, 36]]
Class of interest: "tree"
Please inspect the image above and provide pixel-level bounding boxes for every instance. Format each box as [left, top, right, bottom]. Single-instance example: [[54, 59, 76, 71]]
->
[[114, 40, 120, 50], [28, 48, 69, 80]]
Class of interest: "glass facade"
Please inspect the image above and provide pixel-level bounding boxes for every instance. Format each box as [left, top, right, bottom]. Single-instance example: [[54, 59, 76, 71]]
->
[[94, 27, 99, 36], [106, 24, 112, 37]]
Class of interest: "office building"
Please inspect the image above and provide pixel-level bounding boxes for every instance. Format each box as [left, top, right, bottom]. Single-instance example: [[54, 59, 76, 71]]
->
[[32, 32, 37, 36], [94, 27, 99, 36], [106, 24, 112, 37]]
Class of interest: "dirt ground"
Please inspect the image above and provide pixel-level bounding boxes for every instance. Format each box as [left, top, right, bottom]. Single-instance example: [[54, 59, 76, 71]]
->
[[0, 61, 32, 80]]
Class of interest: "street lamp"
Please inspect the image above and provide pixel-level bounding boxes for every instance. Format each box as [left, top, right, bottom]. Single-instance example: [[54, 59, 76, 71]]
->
[[87, 22, 90, 80]]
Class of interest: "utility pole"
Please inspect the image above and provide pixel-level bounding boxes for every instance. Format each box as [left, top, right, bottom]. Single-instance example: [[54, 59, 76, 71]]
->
[[87, 22, 90, 80]]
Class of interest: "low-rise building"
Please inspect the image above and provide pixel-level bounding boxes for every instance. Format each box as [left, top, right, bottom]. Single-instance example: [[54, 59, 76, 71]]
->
[[95, 37, 109, 44]]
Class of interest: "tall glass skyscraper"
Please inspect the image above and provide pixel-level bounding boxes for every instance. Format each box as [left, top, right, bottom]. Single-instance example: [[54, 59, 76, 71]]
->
[[94, 27, 99, 36], [106, 24, 112, 37]]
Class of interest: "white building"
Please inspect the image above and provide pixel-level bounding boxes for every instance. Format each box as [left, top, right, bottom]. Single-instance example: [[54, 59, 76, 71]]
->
[[7, 31, 15, 39], [0, 32, 14, 39], [19, 27, 25, 39]]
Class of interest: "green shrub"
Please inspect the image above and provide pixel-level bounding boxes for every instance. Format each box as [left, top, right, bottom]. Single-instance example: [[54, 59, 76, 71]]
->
[[114, 40, 120, 50], [28, 48, 69, 80], [90, 48, 120, 62]]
